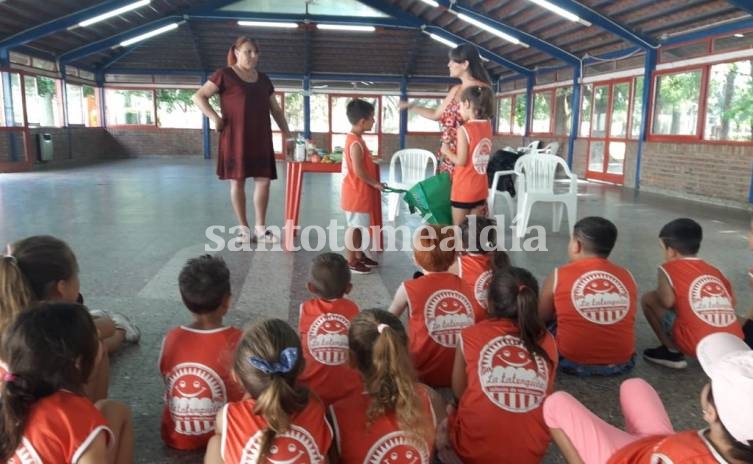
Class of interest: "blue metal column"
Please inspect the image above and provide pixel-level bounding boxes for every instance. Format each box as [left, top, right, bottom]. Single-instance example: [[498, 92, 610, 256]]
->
[[524, 75, 534, 137], [491, 78, 500, 135], [399, 78, 408, 150], [567, 64, 581, 168], [1, 47, 20, 162], [303, 75, 311, 139], [634, 49, 656, 189], [200, 73, 210, 159]]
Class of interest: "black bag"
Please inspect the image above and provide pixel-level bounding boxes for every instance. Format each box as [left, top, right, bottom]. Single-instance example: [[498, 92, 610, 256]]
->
[[487, 149, 522, 196]]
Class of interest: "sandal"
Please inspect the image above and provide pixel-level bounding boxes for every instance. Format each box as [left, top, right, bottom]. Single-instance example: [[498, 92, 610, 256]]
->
[[255, 229, 279, 244]]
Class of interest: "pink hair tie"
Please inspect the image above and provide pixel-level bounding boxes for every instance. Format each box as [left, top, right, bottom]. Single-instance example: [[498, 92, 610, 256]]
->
[[377, 323, 389, 334], [3, 372, 16, 383]]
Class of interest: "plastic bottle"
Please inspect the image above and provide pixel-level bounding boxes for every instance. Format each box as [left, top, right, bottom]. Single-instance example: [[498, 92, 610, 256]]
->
[[294, 133, 306, 162]]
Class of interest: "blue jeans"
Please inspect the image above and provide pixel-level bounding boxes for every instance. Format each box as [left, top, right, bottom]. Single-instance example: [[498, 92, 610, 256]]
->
[[548, 321, 637, 377]]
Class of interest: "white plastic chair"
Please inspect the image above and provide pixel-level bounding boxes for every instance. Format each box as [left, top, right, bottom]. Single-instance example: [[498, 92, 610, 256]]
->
[[387, 149, 437, 221], [488, 153, 578, 237], [516, 140, 540, 154], [542, 141, 560, 156]]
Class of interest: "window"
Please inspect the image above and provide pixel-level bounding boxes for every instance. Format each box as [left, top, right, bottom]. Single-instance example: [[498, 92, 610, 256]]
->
[[25, 76, 63, 127], [407, 98, 441, 132], [704, 60, 753, 141], [284, 92, 303, 132], [156, 89, 202, 129], [381, 95, 400, 134], [497, 96, 512, 133], [105, 89, 154, 126], [610, 82, 630, 138], [330, 96, 379, 154], [630, 77, 644, 139], [66, 84, 85, 125], [591, 85, 608, 138], [554, 86, 573, 135], [310, 94, 329, 132], [580, 84, 593, 137], [652, 70, 702, 136], [531, 91, 552, 133], [270, 93, 283, 131], [513, 94, 526, 135]]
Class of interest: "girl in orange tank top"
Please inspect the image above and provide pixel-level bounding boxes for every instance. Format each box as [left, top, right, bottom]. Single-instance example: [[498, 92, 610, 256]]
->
[[204, 319, 332, 464], [441, 86, 495, 226]]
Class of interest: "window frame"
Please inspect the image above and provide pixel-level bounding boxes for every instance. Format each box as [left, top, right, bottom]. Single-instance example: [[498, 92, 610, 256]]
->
[[647, 65, 707, 143], [405, 95, 443, 135], [327, 93, 383, 156], [104, 86, 159, 130]]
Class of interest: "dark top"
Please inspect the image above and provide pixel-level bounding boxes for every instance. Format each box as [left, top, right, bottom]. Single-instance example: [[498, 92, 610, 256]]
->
[[208, 67, 277, 180]]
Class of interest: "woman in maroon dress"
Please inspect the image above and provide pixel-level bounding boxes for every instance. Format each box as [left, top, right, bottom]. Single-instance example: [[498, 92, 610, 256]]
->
[[400, 44, 491, 175], [193, 36, 291, 243]]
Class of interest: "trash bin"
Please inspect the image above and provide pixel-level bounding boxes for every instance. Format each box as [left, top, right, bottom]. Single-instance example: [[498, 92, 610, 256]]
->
[[37, 133, 53, 162]]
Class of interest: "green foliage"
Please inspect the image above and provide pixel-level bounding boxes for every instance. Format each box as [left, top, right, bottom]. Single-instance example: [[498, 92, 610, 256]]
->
[[514, 94, 526, 130], [35, 77, 56, 97], [82, 85, 95, 98], [156, 89, 194, 113]]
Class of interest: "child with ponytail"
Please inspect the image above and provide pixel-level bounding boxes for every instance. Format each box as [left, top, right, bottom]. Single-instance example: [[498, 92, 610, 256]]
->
[[439, 267, 557, 464], [0, 302, 133, 463], [455, 215, 510, 309], [204, 319, 332, 463], [329, 309, 444, 464]]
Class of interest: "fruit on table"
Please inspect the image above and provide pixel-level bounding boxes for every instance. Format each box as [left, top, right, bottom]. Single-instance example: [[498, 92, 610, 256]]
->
[[309, 154, 322, 163]]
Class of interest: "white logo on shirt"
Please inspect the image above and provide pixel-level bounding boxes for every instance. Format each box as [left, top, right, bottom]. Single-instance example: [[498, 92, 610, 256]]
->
[[241, 425, 323, 464], [478, 335, 549, 413], [688, 275, 736, 327], [166, 363, 227, 436], [365, 431, 431, 464], [474, 270, 492, 309], [570, 271, 631, 325], [307, 313, 350, 366], [10, 438, 42, 464], [472, 138, 492, 174], [424, 290, 476, 347]]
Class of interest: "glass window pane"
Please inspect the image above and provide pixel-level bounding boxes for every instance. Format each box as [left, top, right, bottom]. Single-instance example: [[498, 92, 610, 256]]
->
[[607, 141, 625, 174], [407, 98, 441, 132], [25, 76, 63, 127], [284, 92, 303, 132], [532, 91, 552, 133], [610, 82, 630, 138], [382, 95, 400, 134], [554, 86, 573, 135], [704, 60, 753, 141], [580, 84, 593, 137], [270, 93, 282, 131], [331, 132, 379, 156], [66, 84, 84, 125], [588, 141, 605, 172], [311, 94, 329, 132], [630, 77, 644, 139], [513, 94, 526, 135], [11, 74, 23, 126], [497, 97, 512, 133], [652, 70, 701, 136], [105, 89, 154, 125], [591, 86, 608, 138], [156, 89, 202, 129]]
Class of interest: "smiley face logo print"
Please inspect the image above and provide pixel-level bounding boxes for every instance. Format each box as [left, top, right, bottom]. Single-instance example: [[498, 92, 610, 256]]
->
[[474, 270, 492, 309], [688, 275, 737, 327], [365, 431, 431, 464], [472, 138, 492, 175], [570, 271, 630, 325], [424, 290, 476, 347], [241, 425, 324, 464], [478, 335, 549, 413], [307, 313, 350, 366], [166, 362, 227, 436]]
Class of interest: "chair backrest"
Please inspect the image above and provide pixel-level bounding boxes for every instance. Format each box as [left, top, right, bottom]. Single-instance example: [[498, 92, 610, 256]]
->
[[515, 153, 572, 194], [526, 140, 540, 151], [543, 141, 560, 156], [390, 149, 437, 185]]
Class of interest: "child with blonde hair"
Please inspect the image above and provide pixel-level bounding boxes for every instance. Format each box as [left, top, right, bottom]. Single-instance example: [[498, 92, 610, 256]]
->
[[204, 319, 332, 463]]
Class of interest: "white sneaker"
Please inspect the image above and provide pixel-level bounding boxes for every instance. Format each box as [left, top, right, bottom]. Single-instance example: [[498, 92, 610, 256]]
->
[[255, 229, 279, 244], [110, 312, 141, 343]]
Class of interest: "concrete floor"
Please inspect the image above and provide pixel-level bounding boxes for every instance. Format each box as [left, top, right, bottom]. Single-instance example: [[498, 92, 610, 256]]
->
[[1, 157, 750, 463]]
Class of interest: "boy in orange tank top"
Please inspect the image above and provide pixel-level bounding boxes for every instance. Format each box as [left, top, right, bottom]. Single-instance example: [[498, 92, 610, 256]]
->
[[539, 217, 637, 376], [297, 253, 362, 406], [642, 218, 743, 369], [159, 255, 243, 450], [341, 99, 385, 275]]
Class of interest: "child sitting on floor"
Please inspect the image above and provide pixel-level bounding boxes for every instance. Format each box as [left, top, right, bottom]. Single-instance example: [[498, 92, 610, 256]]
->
[[297, 252, 362, 406], [642, 218, 743, 369], [539, 216, 638, 376], [159, 254, 243, 450]]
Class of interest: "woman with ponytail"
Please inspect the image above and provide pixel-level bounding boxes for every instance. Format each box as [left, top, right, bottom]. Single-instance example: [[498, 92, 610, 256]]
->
[[329, 309, 444, 464], [438, 267, 557, 464], [0, 302, 133, 463], [205, 319, 331, 463]]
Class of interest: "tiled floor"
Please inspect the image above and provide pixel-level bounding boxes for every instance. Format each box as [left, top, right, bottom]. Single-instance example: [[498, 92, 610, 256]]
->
[[1, 157, 750, 463]]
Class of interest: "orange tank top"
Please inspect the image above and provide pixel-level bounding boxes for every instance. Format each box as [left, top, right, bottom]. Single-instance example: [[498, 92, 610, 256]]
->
[[341, 132, 378, 213], [10, 391, 112, 463], [553, 257, 637, 365], [329, 385, 436, 464], [660, 258, 743, 356], [403, 273, 486, 387], [220, 395, 332, 463], [607, 430, 723, 463], [458, 253, 493, 309], [451, 120, 492, 203], [298, 298, 363, 406], [450, 319, 557, 464], [159, 325, 243, 450]]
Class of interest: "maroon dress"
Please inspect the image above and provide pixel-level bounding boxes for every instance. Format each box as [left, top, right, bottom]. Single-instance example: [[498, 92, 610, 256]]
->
[[209, 67, 277, 180]]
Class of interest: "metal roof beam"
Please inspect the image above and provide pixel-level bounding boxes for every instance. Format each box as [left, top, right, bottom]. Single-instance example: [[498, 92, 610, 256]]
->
[[191, 12, 412, 29], [403, 30, 424, 77], [542, 0, 658, 49], [660, 17, 753, 46], [0, 0, 156, 50], [433, 0, 579, 65], [727, 0, 753, 15]]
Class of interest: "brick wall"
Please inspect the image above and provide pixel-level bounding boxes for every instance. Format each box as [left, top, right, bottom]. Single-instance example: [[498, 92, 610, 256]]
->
[[104, 128, 218, 156], [13, 128, 126, 167]]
